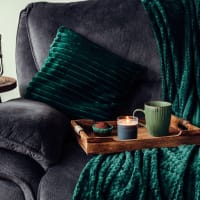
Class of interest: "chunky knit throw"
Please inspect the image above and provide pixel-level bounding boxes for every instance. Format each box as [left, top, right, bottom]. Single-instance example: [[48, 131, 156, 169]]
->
[[142, 0, 200, 127], [72, 0, 200, 199], [73, 146, 200, 200]]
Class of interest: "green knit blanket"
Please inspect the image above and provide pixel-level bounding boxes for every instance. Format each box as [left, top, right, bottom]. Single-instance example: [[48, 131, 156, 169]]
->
[[72, 0, 200, 199], [73, 146, 200, 200], [143, 0, 200, 127]]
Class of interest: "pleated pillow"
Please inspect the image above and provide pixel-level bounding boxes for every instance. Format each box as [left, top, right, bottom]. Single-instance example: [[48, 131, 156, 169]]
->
[[25, 26, 142, 120]]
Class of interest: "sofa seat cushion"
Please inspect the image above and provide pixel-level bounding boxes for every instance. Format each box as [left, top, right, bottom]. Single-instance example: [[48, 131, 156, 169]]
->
[[25, 26, 144, 121], [38, 139, 92, 200], [0, 98, 69, 169]]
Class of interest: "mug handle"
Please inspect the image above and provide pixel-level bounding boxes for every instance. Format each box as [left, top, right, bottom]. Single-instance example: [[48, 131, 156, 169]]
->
[[133, 109, 146, 127]]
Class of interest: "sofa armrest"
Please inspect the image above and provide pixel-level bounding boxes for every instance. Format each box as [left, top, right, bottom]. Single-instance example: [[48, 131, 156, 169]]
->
[[0, 98, 69, 169]]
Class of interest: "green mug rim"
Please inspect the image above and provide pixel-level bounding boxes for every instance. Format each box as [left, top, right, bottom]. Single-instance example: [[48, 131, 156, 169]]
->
[[145, 100, 171, 108]]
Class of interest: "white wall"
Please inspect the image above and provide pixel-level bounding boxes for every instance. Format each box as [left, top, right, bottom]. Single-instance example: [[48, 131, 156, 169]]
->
[[0, 0, 84, 101]]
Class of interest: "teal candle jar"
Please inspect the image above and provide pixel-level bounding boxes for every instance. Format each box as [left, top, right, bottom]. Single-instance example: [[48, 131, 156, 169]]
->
[[117, 116, 138, 140]]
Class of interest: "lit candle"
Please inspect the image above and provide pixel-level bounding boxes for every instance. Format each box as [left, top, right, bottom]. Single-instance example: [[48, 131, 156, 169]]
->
[[117, 116, 138, 140]]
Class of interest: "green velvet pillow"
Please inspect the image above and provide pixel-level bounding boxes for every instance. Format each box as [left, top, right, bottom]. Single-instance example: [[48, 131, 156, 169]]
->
[[25, 26, 142, 120]]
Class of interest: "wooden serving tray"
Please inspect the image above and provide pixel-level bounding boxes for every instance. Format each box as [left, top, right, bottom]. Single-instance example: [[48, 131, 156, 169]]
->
[[71, 115, 200, 154]]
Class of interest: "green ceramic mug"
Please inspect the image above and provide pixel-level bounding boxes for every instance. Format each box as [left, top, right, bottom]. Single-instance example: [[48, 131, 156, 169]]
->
[[133, 101, 172, 137]]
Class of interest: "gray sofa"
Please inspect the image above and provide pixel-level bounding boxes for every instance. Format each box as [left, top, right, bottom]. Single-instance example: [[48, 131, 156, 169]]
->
[[0, 0, 162, 199]]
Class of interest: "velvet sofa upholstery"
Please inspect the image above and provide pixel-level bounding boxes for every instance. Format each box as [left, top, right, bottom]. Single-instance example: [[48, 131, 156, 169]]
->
[[0, 0, 161, 199]]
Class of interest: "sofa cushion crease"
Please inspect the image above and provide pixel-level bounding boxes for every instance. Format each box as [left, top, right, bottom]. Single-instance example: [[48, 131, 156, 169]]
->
[[0, 148, 45, 200]]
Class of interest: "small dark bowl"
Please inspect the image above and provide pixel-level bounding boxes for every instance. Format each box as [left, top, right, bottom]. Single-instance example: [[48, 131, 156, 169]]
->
[[92, 123, 113, 136]]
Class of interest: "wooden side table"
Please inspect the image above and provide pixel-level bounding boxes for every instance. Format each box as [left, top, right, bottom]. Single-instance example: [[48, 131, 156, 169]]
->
[[0, 76, 17, 102], [0, 76, 17, 93]]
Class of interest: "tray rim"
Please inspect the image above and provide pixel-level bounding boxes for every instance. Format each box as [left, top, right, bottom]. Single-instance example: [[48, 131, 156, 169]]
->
[[71, 115, 200, 154]]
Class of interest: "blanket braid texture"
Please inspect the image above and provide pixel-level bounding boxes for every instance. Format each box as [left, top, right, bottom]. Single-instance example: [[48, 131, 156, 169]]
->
[[72, 146, 200, 200], [72, 0, 200, 199]]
